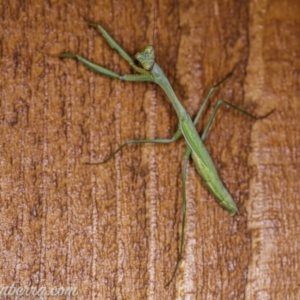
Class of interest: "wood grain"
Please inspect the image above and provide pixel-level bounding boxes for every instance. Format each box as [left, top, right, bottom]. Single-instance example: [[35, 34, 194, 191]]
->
[[0, 0, 299, 299]]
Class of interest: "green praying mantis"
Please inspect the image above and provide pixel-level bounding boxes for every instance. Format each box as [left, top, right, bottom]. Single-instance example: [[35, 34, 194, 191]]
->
[[61, 22, 273, 287]]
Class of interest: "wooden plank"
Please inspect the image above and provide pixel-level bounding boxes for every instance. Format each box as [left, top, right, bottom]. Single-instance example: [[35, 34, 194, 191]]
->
[[0, 0, 298, 298]]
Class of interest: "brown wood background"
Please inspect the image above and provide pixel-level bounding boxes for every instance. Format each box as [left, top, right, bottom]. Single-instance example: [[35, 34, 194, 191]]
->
[[1, 0, 299, 299]]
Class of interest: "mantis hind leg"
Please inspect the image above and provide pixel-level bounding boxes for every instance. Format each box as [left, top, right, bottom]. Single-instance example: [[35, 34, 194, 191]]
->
[[192, 67, 274, 137], [201, 99, 275, 141], [165, 146, 191, 288]]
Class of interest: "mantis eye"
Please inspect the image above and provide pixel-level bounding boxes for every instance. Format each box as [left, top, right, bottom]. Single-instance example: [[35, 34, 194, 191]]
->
[[135, 46, 155, 71]]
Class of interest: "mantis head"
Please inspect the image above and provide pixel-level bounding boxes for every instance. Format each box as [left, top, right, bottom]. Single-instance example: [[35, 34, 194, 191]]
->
[[135, 46, 155, 71]]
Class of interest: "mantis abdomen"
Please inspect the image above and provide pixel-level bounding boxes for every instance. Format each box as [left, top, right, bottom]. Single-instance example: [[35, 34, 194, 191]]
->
[[180, 113, 238, 216], [191, 150, 238, 216]]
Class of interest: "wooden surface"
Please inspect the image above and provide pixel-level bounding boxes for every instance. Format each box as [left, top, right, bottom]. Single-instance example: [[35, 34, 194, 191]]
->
[[0, 0, 299, 299]]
